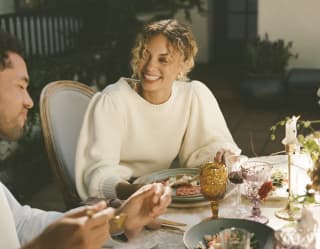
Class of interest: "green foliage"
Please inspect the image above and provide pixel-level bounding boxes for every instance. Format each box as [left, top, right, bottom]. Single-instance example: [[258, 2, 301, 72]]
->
[[270, 116, 320, 195], [270, 117, 320, 160], [246, 33, 298, 76], [298, 132, 320, 162]]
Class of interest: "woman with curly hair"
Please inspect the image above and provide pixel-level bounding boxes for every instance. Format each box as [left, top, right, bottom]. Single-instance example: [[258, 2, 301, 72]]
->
[[76, 19, 241, 200]]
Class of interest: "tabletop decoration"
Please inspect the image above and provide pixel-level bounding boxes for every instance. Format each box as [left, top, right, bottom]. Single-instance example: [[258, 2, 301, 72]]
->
[[270, 116, 320, 203], [274, 207, 317, 248], [275, 116, 302, 221]]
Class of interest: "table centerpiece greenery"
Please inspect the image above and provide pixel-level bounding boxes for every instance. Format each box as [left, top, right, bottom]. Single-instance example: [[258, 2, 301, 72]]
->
[[270, 117, 320, 203]]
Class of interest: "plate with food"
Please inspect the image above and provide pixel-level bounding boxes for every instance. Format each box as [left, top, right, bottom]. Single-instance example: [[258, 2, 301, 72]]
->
[[134, 168, 235, 206], [184, 218, 274, 249], [134, 168, 204, 203]]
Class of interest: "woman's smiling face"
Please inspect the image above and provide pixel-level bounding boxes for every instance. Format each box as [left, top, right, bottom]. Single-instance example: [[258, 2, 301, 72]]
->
[[137, 34, 183, 104]]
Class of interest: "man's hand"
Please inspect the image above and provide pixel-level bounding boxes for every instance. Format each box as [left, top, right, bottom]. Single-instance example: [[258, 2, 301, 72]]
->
[[81, 197, 122, 208], [23, 201, 114, 249], [117, 183, 171, 240]]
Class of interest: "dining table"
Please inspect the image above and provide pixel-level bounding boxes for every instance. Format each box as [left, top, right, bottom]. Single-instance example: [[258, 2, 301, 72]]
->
[[102, 155, 320, 249]]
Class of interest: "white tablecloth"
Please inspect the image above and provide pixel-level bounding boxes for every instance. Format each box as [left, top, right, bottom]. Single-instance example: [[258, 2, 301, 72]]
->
[[103, 155, 319, 249]]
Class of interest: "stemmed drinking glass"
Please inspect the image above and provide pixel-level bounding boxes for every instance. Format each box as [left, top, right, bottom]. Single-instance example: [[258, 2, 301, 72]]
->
[[200, 161, 228, 219], [241, 160, 272, 224], [219, 227, 252, 249], [225, 155, 248, 217]]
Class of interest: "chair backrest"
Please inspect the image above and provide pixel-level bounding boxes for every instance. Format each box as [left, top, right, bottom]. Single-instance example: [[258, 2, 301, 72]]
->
[[40, 80, 96, 209]]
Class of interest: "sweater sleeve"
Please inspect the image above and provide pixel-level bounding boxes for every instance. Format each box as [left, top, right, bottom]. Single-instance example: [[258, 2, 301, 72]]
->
[[179, 81, 241, 168], [75, 91, 132, 200]]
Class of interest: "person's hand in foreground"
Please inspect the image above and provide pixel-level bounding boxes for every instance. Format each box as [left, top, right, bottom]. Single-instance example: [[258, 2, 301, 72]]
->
[[117, 183, 172, 240], [23, 201, 114, 249]]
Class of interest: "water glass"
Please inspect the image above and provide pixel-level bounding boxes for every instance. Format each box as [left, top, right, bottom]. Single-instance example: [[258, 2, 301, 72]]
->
[[225, 154, 248, 217], [219, 227, 251, 249]]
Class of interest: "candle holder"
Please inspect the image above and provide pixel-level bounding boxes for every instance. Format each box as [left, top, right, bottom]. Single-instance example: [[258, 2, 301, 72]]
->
[[275, 143, 301, 221]]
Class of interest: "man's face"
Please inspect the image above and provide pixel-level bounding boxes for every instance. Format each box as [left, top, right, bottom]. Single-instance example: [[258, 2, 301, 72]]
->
[[0, 52, 33, 141]]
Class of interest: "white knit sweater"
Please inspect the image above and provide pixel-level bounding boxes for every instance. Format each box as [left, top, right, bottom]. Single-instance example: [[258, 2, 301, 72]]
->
[[75, 78, 240, 199]]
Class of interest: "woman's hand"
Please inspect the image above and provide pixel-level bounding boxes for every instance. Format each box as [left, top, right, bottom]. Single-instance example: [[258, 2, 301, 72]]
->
[[214, 149, 235, 163], [117, 183, 172, 240]]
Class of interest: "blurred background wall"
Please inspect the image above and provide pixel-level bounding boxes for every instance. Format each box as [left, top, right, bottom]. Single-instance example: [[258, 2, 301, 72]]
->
[[259, 0, 320, 68], [0, 0, 14, 14], [174, 0, 209, 63]]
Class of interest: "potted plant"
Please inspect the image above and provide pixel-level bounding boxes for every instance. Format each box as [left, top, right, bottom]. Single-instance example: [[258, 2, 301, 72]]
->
[[241, 33, 298, 107]]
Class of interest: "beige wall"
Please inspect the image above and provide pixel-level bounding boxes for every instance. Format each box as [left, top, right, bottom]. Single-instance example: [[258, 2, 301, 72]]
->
[[175, 0, 209, 63], [0, 0, 14, 14], [259, 0, 320, 68]]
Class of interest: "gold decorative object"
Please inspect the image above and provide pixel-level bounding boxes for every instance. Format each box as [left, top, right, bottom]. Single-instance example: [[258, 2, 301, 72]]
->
[[200, 161, 227, 219], [275, 116, 301, 221], [275, 143, 301, 221]]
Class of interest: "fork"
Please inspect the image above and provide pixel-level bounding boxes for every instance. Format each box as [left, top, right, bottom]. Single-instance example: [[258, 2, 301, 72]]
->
[[158, 218, 187, 227], [160, 224, 185, 233]]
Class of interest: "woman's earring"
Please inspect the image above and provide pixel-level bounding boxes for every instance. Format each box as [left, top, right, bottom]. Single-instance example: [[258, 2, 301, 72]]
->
[[178, 72, 183, 80]]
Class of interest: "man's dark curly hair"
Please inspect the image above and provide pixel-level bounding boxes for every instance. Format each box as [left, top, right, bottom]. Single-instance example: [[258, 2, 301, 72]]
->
[[0, 29, 24, 71]]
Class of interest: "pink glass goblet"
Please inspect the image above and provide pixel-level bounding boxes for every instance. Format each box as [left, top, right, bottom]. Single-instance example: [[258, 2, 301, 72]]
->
[[241, 161, 272, 224]]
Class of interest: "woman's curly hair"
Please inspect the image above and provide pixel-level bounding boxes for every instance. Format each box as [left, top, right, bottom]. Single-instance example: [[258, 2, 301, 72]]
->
[[130, 19, 198, 81], [0, 30, 24, 71]]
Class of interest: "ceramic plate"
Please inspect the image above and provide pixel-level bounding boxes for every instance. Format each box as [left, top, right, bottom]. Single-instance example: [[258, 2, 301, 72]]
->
[[134, 168, 204, 203], [134, 168, 235, 204], [183, 218, 274, 249]]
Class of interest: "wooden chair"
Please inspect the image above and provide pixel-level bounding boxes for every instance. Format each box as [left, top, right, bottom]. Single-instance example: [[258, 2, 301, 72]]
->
[[40, 80, 96, 209]]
